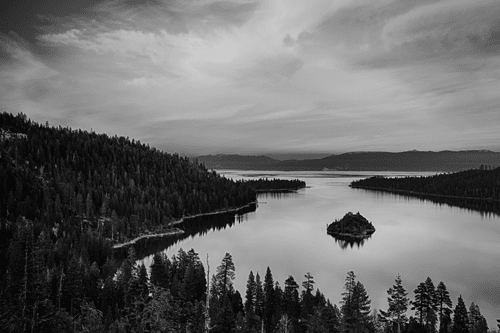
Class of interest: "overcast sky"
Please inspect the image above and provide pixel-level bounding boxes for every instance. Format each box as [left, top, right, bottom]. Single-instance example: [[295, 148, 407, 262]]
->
[[1, 0, 500, 156]]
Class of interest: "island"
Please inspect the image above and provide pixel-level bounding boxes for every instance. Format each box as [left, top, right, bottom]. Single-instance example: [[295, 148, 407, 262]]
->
[[327, 212, 376, 241]]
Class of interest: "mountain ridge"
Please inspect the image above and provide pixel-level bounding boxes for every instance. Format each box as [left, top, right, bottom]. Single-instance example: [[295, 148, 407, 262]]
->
[[197, 150, 500, 171]]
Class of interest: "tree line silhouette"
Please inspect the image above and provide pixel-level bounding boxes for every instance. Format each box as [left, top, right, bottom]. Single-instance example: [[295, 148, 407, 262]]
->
[[7, 243, 484, 333], [350, 169, 500, 204]]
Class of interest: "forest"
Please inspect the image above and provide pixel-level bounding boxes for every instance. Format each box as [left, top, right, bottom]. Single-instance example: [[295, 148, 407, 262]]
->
[[2, 238, 489, 333], [244, 178, 307, 192], [0, 112, 494, 332], [350, 169, 500, 201], [0, 112, 256, 331], [143, 251, 489, 333]]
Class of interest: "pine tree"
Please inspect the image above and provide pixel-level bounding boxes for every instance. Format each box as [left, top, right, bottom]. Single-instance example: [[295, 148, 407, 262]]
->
[[380, 274, 409, 333], [436, 281, 453, 333], [214, 253, 235, 297], [244, 271, 256, 314], [341, 271, 357, 333], [138, 263, 149, 298], [301, 272, 316, 321], [263, 267, 275, 333], [276, 314, 293, 333], [284, 275, 300, 330], [352, 281, 372, 333], [468, 302, 488, 333], [210, 253, 237, 333], [150, 252, 169, 289], [412, 277, 437, 332], [255, 272, 264, 318], [452, 295, 468, 333], [424, 277, 438, 333], [341, 272, 371, 333]]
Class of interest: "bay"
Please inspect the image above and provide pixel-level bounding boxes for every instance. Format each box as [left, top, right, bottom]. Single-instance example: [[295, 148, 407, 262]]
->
[[141, 170, 500, 328]]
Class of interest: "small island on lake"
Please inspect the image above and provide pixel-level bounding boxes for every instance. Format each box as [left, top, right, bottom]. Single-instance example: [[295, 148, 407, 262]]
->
[[327, 212, 376, 241]]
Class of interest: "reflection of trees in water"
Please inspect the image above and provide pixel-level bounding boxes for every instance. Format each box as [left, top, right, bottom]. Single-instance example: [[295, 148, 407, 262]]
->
[[257, 191, 299, 200], [331, 235, 372, 250], [114, 203, 257, 262], [373, 191, 500, 216]]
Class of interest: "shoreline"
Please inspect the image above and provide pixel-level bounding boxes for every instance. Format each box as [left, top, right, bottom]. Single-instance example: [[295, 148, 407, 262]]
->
[[350, 185, 500, 202], [112, 201, 258, 249], [113, 228, 185, 249], [255, 187, 305, 193]]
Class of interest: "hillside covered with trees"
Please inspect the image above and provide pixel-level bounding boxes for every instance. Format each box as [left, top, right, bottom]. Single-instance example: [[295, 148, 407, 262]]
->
[[0, 112, 256, 331], [350, 169, 500, 201]]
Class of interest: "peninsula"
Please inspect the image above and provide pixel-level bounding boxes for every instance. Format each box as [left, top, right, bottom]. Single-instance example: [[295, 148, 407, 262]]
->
[[244, 178, 306, 192]]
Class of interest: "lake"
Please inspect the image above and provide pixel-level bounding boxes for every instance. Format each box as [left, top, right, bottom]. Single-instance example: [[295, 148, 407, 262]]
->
[[141, 170, 500, 328]]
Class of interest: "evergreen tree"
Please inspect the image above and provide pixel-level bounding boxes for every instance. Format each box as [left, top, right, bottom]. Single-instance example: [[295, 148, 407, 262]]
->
[[468, 302, 488, 333], [301, 272, 316, 324], [352, 281, 372, 333], [255, 272, 264, 318], [245, 271, 256, 314], [341, 272, 371, 333], [210, 253, 237, 333], [436, 281, 453, 333], [424, 277, 438, 333], [341, 271, 357, 333], [276, 314, 293, 333], [214, 253, 236, 297], [452, 295, 468, 333], [284, 275, 300, 331], [379, 274, 409, 333], [150, 252, 169, 289], [307, 308, 329, 333], [138, 263, 149, 298], [322, 301, 341, 333], [412, 277, 437, 332], [263, 267, 275, 333]]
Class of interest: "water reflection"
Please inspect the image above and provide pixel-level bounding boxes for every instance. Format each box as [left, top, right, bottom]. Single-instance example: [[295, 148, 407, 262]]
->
[[257, 191, 301, 200], [114, 203, 256, 261], [330, 235, 372, 250], [363, 189, 500, 216]]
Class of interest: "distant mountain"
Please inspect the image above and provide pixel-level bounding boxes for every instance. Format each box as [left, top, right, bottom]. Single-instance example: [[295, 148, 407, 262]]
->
[[197, 150, 500, 171], [196, 154, 280, 169]]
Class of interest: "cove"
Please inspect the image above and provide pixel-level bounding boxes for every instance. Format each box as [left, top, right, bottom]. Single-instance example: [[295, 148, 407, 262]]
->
[[138, 170, 500, 328]]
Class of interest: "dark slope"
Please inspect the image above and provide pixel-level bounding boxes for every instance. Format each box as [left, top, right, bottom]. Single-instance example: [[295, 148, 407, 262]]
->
[[0, 112, 256, 244]]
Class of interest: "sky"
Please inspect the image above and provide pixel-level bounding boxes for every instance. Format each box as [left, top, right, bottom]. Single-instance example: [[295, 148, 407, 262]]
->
[[1, 0, 500, 156]]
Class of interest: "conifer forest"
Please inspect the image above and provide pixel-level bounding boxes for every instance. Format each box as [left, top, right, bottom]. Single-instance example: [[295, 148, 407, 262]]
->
[[0, 112, 496, 332]]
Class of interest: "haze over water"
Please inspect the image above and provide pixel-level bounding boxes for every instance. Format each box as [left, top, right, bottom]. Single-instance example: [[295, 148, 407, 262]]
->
[[143, 170, 500, 328]]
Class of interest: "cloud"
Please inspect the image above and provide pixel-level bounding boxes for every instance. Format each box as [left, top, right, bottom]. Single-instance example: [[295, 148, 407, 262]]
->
[[381, 0, 500, 59], [2, 0, 500, 154]]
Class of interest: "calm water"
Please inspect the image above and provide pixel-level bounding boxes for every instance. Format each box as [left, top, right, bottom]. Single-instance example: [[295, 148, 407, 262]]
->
[[142, 170, 500, 328]]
